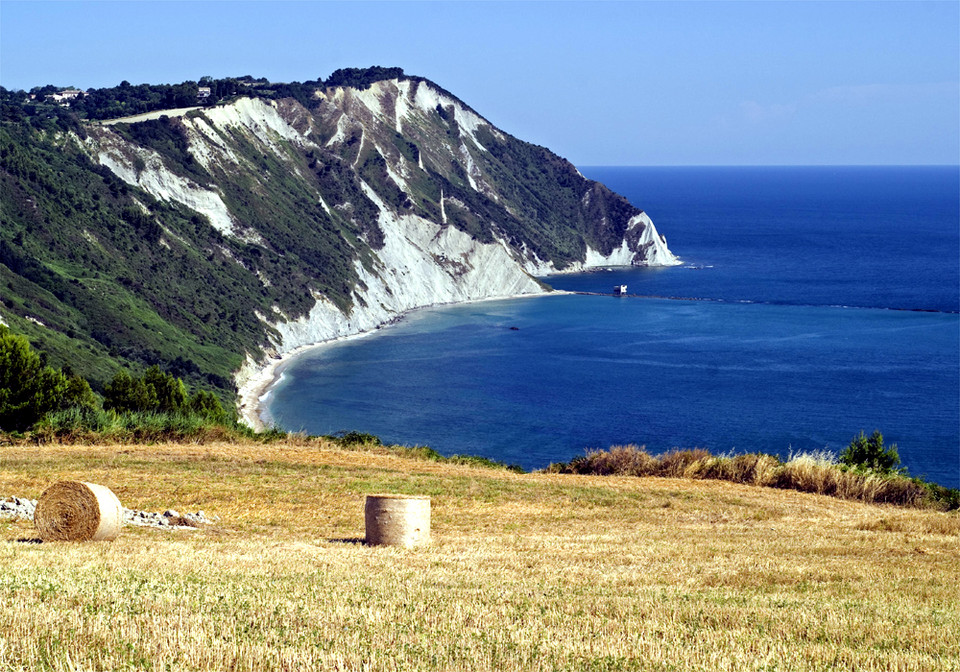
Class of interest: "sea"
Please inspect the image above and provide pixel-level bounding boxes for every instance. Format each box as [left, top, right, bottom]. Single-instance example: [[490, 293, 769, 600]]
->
[[263, 166, 960, 488]]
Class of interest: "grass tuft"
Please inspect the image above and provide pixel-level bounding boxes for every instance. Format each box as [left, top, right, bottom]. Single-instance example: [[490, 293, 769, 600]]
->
[[548, 445, 958, 510]]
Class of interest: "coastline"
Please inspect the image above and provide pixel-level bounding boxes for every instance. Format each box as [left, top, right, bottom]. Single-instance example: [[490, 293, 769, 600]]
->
[[236, 290, 570, 431]]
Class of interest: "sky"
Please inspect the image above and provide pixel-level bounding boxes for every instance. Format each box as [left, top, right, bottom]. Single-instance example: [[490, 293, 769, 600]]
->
[[1, 1, 957, 166]]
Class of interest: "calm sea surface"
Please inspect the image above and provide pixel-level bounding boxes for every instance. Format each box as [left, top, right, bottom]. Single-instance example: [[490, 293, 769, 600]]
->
[[265, 167, 960, 487]]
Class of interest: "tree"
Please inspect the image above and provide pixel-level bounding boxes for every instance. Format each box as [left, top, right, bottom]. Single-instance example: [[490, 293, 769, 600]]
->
[[104, 366, 192, 415], [64, 375, 98, 410], [143, 365, 187, 413], [839, 430, 903, 475], [0, 326, 72, 430], [103, 369, 156, 413], [188, 389, 228, 423]]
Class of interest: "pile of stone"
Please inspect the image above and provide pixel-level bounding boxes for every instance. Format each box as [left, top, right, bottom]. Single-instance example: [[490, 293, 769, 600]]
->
[[0, 495, 217, 530], [125, 508, 217, 529], [0, 496, 36, 520]]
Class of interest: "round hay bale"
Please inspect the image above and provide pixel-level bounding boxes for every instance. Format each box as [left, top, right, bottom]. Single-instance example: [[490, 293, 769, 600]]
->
[[34, 481, 123, 542], [364, 494, 430, 547]]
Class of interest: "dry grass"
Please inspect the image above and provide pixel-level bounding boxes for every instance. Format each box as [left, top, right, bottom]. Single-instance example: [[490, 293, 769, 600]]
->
[[1, 439, 959, 671], [551, 446, 950, 509]]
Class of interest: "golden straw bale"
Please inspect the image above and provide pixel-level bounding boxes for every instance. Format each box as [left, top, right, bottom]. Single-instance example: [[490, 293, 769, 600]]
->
[[34, 481, 123, 542]]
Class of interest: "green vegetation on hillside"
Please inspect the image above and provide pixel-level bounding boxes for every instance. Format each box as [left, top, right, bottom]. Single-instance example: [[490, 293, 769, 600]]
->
[[0, 325, 96, 431], [324, 67, 406, 90], [0, 69, 414, 127], [1, 75, 326, 124], [840, 429, 903, 475], [0, 110, 370, 391], [1, 121, 265, 390], [0, 324, 240, 438], [1, 66, 653, 404]]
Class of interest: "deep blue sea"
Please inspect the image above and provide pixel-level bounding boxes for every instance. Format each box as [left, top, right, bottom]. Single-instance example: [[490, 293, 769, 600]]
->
[[265, 167, 960, 487]]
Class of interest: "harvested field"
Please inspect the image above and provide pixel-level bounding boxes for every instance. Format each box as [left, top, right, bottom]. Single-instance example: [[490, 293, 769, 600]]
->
[[1, 439, 958, 671]]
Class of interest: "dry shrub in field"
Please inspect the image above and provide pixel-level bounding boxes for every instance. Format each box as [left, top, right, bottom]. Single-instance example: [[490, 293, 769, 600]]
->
[[547, 444, 656, 476], [776, 453, 928, 507], [556, 448, 777, 483], [730, 452, 781, 485], [692, 453, 781, 486], [774, 453, 841, 496], [656, 449, 712, 478], [548, 446, 955, 510], [847, 472, 927, 507]]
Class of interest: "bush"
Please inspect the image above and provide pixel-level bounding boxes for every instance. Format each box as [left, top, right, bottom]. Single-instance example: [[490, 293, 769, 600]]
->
[[188, 389, 229, 423], [566, 445, 658, 477], [0, 329, 234, 435], [324, 67, 405, 90], [545, 444, 959, 510], [691, 452, 782, 486], [657, 448, 712, 478], [0, 326, 97, 431], [104, 369, 156, 413], [840, 430, 903, 475], [143, 365, 188, 413], [105, 366, 206, 416], [331, 430, 382, 447]]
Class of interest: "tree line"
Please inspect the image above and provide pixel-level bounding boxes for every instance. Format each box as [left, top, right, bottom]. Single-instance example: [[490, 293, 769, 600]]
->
[[0, 325, 229, 433], [0, 67, 410, 128]]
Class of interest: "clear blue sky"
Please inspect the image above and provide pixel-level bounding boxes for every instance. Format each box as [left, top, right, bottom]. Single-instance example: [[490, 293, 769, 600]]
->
[[2, 1, 957, 165]]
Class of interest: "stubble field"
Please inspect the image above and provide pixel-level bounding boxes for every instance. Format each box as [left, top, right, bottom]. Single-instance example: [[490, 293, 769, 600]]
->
[[1, 440, 958, 671]]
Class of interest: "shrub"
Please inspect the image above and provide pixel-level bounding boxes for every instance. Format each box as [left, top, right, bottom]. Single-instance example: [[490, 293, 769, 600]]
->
[[0, 326, 96, 431], [188, 389, 229, 423], [545, 444, 959, 510], [686, 452, 782, 485], [774, 452, 841, 496], [548, 445, 653, 476], [331, 430, 382, 447], [143, 365, 187, 413], [840, 430, 902, 475], [725, 453, 782, 486], [105, 366, 195, 415], [0, 332, 235, 436], [103, 369, 156, 413], [657, 448, 712, 478]]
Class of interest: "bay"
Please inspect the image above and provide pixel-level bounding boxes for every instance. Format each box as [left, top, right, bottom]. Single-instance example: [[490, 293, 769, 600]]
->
[[265, 167, 960, 487]]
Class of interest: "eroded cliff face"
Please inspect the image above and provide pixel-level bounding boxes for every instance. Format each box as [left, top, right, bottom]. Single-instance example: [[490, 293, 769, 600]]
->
[[81, 77, 678, 391]]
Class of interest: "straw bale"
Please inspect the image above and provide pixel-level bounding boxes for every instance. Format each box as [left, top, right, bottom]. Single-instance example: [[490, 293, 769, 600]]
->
[[34, 481, 123, 542], [365, 494, 430, 547]]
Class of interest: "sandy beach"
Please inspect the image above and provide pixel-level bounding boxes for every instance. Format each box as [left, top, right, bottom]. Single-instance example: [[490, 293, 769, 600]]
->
[[236, 331, 378, 431], [235, 290, 568, 431]]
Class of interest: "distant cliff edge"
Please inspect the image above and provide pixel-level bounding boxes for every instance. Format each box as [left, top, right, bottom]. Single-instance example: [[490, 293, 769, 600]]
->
[[0, 68, 679, 410]]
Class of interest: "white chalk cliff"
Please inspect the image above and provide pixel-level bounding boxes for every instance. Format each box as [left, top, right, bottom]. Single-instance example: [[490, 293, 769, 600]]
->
[[81, 76, 679, 411]]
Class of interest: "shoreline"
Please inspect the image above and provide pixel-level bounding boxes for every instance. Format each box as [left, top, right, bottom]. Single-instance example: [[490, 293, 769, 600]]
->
[[236, 290, 569, 431]]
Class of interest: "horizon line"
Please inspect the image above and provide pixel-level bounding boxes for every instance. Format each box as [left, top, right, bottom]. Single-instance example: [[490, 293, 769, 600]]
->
[[576, 163, 960, 169]]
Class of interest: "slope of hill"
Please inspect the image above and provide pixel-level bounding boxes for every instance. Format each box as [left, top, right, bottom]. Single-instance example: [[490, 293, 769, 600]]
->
[[1, 439, 958, 671], [0, 68, 678, 407]]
